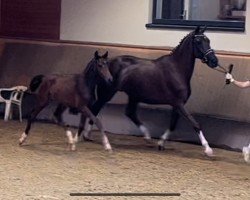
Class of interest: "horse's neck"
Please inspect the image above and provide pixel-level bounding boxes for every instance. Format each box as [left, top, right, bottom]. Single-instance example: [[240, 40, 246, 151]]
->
[[170, 39, 196, 82]]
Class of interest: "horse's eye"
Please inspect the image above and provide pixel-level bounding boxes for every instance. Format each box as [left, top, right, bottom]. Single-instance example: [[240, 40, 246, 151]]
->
[[195, 38, 201, 43]]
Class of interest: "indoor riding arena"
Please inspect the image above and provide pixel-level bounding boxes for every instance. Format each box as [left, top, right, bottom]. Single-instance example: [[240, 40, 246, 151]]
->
[[0, 1, 250, 200]]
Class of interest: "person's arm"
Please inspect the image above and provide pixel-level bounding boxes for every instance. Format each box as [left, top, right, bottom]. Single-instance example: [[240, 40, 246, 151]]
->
[[225, 73, 250, 88]]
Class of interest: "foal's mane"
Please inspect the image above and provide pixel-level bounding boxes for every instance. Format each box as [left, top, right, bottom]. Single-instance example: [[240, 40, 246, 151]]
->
[[83, 58, 96, 76]]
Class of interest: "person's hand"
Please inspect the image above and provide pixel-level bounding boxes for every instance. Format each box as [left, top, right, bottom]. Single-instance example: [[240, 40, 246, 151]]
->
[[225, 73, 234, 83]]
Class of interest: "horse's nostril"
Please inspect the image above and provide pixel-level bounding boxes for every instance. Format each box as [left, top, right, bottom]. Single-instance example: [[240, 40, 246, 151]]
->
[[107, 78, 113, 85]]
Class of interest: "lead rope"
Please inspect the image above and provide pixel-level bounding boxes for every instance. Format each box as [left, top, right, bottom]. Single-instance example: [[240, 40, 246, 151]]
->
[[213, 63, 228, 74]]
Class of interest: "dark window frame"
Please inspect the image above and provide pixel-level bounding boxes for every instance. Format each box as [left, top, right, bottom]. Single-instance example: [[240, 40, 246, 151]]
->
[[146, 0, 245, 32]]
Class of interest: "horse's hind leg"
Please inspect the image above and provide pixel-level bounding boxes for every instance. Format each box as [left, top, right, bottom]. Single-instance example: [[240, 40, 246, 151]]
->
[[53, 104, 67, 125], [80, 106, 112, 151], [125, 97, 151, 141], [177, 104, 213, 157], [19, 103, 47, 145], [158, 107, 180, 150]]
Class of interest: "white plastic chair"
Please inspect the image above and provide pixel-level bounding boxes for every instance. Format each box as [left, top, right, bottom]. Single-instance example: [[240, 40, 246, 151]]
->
[[0, 86, 27, 122]]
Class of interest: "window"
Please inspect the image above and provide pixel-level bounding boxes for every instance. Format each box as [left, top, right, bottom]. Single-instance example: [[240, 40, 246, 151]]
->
[[146, 0, 246, 31]]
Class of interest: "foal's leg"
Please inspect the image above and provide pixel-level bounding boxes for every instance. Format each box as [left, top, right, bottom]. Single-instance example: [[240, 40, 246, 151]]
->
[[158, 107, 180, 150], [65, 125, 76, 151], [80, 106, 112, 151], [53, 104, 67, 125], [125, 97, 151, 141], [176, 104, 213, 156], [19, 103, 48, 145]]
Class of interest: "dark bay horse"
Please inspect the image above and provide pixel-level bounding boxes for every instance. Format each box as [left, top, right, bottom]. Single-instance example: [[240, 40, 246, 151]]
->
[[19, 51, 113, 151], [59, 26, 219, 156]]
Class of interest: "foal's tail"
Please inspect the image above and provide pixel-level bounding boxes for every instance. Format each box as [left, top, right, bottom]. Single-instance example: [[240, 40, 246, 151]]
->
[[28, 74, 44, 92]]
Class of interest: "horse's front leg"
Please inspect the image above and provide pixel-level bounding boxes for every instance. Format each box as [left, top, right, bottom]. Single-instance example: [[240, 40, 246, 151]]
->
[[82, 88, 116, 141], [177, 104, 213, 156], [80, 106, 112, 151]]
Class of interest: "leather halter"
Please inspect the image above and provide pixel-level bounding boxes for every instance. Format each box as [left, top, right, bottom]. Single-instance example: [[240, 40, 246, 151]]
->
[[194, 35, 214, 63]]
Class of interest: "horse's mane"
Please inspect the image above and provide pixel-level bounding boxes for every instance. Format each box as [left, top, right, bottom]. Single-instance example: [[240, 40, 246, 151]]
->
[[83, 58, 96, 76], [169, 30, 195, 56]]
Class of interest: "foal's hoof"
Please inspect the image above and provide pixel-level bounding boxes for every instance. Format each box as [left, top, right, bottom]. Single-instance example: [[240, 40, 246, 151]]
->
[[68, 144, 76, 151], [158, 145, 165, 151], [157, 140, 165, 151]]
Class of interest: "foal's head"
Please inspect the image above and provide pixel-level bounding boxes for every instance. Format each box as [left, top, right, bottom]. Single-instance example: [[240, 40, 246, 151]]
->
[[94, 51, 113, 84], [192, 26, 218, 68]]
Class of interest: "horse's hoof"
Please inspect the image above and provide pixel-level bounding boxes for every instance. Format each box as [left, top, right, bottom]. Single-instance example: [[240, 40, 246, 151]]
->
[[242, 147, 250, 163], [158, 144, 165, 150], [19, 133, 27, 146], [106, 148, 113, 153], [144, 137, 152, 143], [204, 147, 214, 157], [158, 145, 165, 151], [104, 144, 112, 151], [157, 140, 165, 151], [71, 145, 76, 151], [83, 136, 93, 142]]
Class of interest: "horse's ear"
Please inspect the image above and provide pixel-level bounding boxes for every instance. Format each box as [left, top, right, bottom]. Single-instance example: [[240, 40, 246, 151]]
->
[[201, 25, 207, 33], [94, 51, 99, 60], [194, 26, 200, 34], [103, 51, 108, 59]]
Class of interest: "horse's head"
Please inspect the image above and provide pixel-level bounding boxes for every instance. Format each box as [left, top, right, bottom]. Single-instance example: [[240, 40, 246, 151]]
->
[[94, 51, 113, 85], [193, 26, 218, 68]]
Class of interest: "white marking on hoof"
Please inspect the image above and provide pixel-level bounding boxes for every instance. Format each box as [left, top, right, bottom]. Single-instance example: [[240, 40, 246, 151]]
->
[[139, 125, 151, 140], [242, 146, 250, 163], [103, 135, 112, 151], [198, 131, 213, 156], [66, 130, 76, 151], [74, 134, 79, 143], [19, 132, 27, 145], [204, 146, 214, 157], [158, 140, 165, 150], [66, 130, 73, 144], [71, 143, 76, 151], [83, 118, 92, 139]]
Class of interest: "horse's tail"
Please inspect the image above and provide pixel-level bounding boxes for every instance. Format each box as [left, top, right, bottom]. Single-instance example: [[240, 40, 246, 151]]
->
[[28, 74, 44, 92]]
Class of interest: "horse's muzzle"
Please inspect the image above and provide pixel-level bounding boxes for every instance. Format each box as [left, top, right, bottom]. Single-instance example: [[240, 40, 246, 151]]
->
[[106, 77, 113, 86], [205, 54, 218, 68]]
